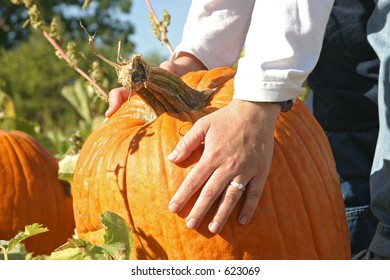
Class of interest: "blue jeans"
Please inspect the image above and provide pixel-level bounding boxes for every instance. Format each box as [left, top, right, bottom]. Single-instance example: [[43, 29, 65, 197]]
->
[[326, 129, 379, 256], [307, 0, 390, 258], [366, 0, 390, 259]]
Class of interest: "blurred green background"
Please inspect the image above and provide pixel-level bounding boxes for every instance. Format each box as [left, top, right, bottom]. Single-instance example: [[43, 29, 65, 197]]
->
[[0, 0, 172, 157]]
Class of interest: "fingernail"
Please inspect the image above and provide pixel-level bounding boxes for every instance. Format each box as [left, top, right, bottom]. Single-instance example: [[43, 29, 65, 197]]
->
[[186, 217, 198, 229], [208, 222, 221, 234], [239, 215, 248, 225], [168, 202, 179, 213], [167, 150, 178, 161]]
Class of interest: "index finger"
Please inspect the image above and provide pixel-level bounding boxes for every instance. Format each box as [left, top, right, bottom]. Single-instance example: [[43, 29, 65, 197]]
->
[[168, 156, 214, 215]]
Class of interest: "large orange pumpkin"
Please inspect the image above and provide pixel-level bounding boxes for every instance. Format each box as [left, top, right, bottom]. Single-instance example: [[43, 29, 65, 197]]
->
[[72, 57, 350, 259], [0, 130, 75, 255]]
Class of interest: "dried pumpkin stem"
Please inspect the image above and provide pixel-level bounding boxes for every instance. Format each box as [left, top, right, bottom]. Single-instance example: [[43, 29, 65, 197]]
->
[[83, 28, 212, 115], [118, 55, 212, 116]]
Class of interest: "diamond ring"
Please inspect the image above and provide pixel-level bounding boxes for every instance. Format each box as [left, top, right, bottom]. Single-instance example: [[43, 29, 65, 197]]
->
[[230, 181, 246, 191]]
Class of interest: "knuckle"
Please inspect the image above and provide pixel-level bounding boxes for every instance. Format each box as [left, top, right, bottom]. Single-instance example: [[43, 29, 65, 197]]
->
[[225, 157, 240, 171], [202, 188, 218, 200], [223, 190, 240, 204], [182, 175, 201, 193], [201, 148, 224, 168], [194, 117, 207, 127], [242, 204, 256, 217], [177, 136, 191, 151], [205, 152, 221, 167], [245, 189, 262, 201]]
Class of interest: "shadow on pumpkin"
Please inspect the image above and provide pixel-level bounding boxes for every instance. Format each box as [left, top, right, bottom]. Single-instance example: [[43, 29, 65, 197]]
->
[[128, 123, 155, 155], [133, 227, 169, 259]]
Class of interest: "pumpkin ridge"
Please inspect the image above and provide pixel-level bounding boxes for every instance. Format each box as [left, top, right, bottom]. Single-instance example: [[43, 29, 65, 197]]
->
[[284, 106, 349, 257], [128, 120, 168, 259], [275, 112, 326, 258], [98, 124, 139, 230], [0, 136, 18, 231], [78, 118, 154, 252], [280, 105, 349, 258], [268, 154, 301, 258], [281, 104, 335, 183], [294, 111, 349, 256], [268, 151, 306, 259], [130, 116, 185, 259], [2, 133, 29, 226], [156, 117, 182, 258]]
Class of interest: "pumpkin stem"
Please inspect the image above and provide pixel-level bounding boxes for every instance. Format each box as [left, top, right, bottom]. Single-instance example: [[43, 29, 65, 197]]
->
[[110, 54, 212, 115], [125, 55, 211, 115], [83, 29, 210, 115]]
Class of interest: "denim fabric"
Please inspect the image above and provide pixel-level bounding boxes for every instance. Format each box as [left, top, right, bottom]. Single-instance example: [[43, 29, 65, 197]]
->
[[307, 0, 379, 133], [307, 0, 381, 258], [307, 0, 390, 259], [326, 129, 379, 256], [366, 0, 390, 259], [346, 206, 379, 256]]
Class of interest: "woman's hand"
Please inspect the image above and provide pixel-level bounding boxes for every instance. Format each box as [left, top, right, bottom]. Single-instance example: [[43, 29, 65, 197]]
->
[[105, 52, 280, 234], [167, 99, 280, 233]]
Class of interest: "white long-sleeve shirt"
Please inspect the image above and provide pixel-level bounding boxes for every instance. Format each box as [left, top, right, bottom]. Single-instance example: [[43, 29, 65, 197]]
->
[[172, 0, 335, 102]]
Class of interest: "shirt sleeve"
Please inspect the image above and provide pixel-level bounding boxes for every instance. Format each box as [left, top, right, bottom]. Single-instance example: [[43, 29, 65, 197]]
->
[[171, 0, 255, 69], [233, 0, 335, 102]]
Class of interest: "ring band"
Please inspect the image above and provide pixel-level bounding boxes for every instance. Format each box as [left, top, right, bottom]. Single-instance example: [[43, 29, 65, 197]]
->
[[230, 181, 246, 191]]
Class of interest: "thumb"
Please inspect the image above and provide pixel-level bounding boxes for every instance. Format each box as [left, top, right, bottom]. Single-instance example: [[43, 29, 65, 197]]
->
[[105, 87, 131, 118], [167, 121, 208, 163]]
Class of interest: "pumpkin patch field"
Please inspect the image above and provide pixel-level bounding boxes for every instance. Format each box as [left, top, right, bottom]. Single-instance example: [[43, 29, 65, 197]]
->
[[1, 1, 351, 260]]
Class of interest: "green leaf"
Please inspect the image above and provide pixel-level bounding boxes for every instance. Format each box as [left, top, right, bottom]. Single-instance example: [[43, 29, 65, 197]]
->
[[99, 243, 128, 260], [24, 224, 49, 236], [49, 239, 108, 260], [58, 154, 79, 183], [7, 224, 49, 254], [0, 241, 29, 260], [101, 211, 132, 245], [0, 90, 16, 120], [1, 224, 49, 260], [61, 79, 92, 123], [100, 211, 133, 260], [49, 211, 133, 260]]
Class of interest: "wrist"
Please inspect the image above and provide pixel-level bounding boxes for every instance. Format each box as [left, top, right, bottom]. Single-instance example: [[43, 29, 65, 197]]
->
[[270, 99, 294, 112], [230, 99, 281, 125]]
